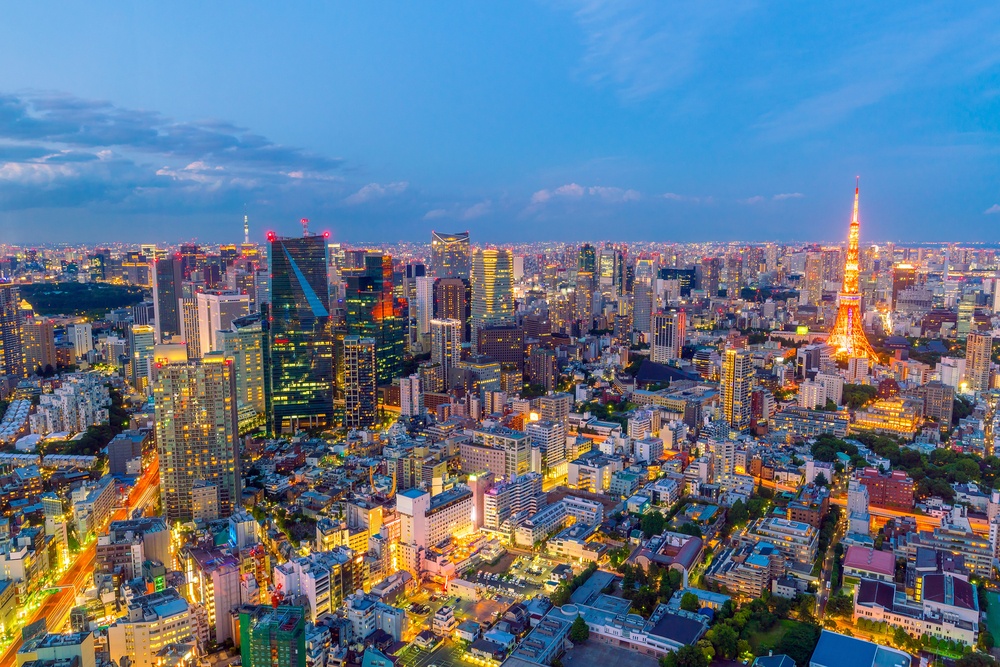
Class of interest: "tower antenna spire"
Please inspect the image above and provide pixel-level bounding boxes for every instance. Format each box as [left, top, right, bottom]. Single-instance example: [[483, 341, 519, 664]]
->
[[827, 178, 878, 362], [301, 218, 310, 237], [243, 205, 249, 245]]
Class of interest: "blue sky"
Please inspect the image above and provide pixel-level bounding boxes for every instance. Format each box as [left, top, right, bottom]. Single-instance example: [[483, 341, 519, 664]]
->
[[1, 2, 999, 244]]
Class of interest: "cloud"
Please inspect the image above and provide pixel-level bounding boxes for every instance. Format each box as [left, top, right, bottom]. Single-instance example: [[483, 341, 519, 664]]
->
[[756, 6, 1000, 139], [530, 182, 640, 206], [343, 181, 409, 205], [423, 208, 448, 220], [773, 192, 804, 201], [562, 0, 752, 101], [588, 186, 640, 202], [461, 200, 493, 220], [0, 90, 365, 215], [985, 204, 1000, 214], [661, 192, 703, 203], [739, 195, 764, 204]]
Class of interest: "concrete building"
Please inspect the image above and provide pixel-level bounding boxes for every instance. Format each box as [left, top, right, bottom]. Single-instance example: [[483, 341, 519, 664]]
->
[[108, 588, 195, 667]]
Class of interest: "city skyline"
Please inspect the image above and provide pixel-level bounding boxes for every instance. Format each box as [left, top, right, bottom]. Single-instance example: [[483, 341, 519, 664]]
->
[[2, 3, 1000, 244]]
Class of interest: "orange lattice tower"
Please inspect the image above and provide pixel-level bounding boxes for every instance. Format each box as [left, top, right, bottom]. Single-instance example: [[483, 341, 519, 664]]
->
[[827, 179, 879, 362]]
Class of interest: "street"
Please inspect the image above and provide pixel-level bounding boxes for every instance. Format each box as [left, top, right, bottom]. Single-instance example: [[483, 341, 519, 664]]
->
[[0, 457, 159, 667]]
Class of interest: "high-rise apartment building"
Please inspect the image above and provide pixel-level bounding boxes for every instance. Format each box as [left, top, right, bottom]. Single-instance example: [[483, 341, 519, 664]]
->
[[343, 252, 405, 385], [0, 283, 24, 378], [470, 249, 514, 346], [217, 317, 265, 417], [722, 348, 753, 432], [700, 257, 720, 297], [965, 333, 993, 393], [343, 336, 377, 430], [151, 255, 184, 343], [265, 233, 333, 434], [430, 231, 471, 279], [399, 374, 423, 418], [22, 316, 56, 374], [650, 310, 685, 363], [430, 318, 462, 388], [73, 322, 94, 359], [154, 356, 241, 523], [801, 252, 823, 306]]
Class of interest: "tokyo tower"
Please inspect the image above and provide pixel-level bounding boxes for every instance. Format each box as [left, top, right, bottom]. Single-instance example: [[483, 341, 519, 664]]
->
[[827, 180, 879, 362]]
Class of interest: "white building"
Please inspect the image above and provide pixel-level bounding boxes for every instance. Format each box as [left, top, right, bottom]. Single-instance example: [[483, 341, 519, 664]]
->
[[30, 373, 110, 436], [399, 374, 423, 417], [107, 588, 195, 667], [196, 291, 250, 356]]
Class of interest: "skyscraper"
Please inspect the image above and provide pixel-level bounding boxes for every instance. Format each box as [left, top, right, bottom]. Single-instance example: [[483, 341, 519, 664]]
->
[[154, 355, 240, 522], [129, 324, 156, 393], [433, 277, 470, 341], [0, 283, 24, 378], [470, 248, 514, 346], [722, 348, 753, 432], [217, 316, 266, 418], [343, 252, 405, 385], [343, 336, 377, 430], [965, 333, 993, 393], [196, 291, 251, 355], [577, 244, 596, 274], [430, 231, 472, 279], [827, 182, 879, 361], [151, 255, 184, 343], [400, 374, 423, 418], [430, 318, 462, 387], [651, 310, 686, 363], [265, 233, 333, 434], [700, 257, 720, 297], [801, 252, 823, 306]]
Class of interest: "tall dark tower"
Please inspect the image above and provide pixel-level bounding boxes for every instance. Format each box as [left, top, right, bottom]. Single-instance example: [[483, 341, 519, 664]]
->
[[152, 254, 184, 343], [265, 231, 333, 434]]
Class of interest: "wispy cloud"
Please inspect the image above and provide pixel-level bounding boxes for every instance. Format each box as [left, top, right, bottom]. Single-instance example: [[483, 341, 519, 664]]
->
[[343, 181, 409, 205], [773, 192, 804, 201], [461, 200, 493, 220], [661, 192, 706, 203], [423, 208, 448, 220], [562, 0, 752, 101], [985, 204, 1000, 215], [739, 195, 764, 205], [756, 6, 1000, 140], [530, 183, 639, 205]]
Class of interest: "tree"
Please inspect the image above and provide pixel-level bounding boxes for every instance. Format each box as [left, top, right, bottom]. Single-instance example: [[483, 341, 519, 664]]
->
[[678, 522, 702, 538], [955, 654, 999, 667], [728, 499, 749, 526], [777, 623, 821, 667], [736, 639, 751, 658], [569, 615, 590, 643], [825, 593, 853, 617], [659, 644, 709, 667], [680, 592, 701, 612], [708, 624, 739, 660], [978, 630, 995, 653], [641, 511, 666, 538], [814, 472, 829, 487]]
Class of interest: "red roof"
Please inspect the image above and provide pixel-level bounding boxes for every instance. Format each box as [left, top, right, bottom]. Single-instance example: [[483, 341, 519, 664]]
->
[[843, 546, 895, 577]]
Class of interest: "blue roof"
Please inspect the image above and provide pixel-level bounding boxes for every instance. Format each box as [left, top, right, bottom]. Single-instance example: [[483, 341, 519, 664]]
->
[[810, 630, 910, 667]]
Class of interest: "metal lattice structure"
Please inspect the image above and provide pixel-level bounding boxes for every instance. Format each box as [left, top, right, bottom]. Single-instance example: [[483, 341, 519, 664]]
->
[[827, 180, 880, 362]]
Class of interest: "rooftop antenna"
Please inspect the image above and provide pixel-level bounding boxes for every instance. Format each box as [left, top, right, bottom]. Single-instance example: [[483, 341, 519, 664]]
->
[[301, 218, 310, 237]]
